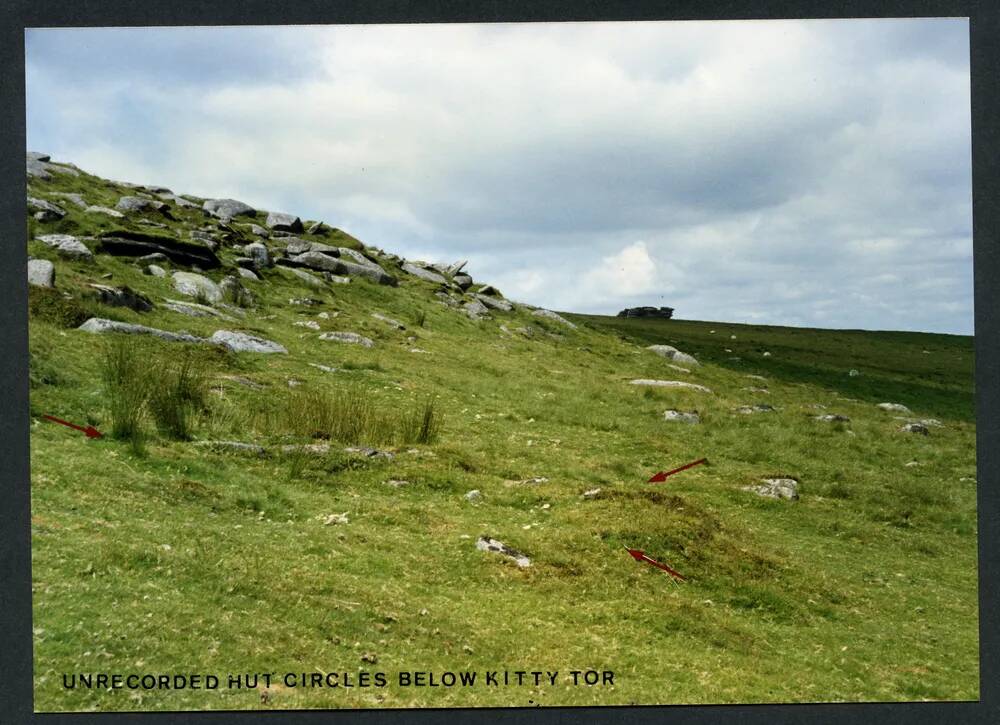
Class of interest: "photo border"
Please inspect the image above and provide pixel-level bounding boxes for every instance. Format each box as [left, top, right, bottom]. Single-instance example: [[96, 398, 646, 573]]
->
[[1, 1, 996, 723]]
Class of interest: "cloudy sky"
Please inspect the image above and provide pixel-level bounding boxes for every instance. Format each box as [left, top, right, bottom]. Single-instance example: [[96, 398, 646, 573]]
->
[[25, 20, 973, 334]]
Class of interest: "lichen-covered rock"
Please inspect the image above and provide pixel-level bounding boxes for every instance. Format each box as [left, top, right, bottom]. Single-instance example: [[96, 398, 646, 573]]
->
[[35, 234, 93, 262], [647, 345, 699, 366], [629, 379, 712, 393], [27, 259, 55, 287], [319, 331, 374, 348], [209, 330, 287, 354], [78, 317, 206, 343], [744, 478, 799, 500], [172, 271, 222, 303], [476, 536, 530, 568]]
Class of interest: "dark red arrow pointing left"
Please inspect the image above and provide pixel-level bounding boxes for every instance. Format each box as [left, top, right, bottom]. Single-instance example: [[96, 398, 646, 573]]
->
[[648, 457, 707, 483], [42, 415, 102, 439], [625, 547, 686, 581]]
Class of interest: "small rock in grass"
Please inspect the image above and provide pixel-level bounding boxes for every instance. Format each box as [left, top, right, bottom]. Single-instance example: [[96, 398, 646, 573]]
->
[[323, 513, 349, 526], [464, 490, 483, 503], [582, 488, 602, 500], [848, 369, 861, 377], [878, 403, 912, 413], [900, 423, 930, 435], [629, 379, 712, 393], [294, 320, 321, 330], [646, 345, 698, 366], [744, 478, 799, 500], [815, 414, 850, 423], [476, 536, 530, 568], [385, 479, 409, 488], [736, 404, 774, 414], [521, 476, 549, 485], [664, 409, 700, 423], [319, 331, 374, 348], [27, 259, 55, 287]]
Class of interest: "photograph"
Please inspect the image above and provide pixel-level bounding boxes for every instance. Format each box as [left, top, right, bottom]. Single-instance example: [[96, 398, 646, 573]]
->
[[23, 18, 978, 711]]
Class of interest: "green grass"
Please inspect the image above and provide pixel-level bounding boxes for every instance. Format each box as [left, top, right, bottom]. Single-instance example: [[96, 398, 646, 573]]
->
[[26, 162, 979, 711]]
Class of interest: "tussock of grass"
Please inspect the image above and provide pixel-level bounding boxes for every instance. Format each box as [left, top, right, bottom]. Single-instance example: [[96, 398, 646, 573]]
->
[[99, 335, 151, 453], [148, 349, 208, 440]]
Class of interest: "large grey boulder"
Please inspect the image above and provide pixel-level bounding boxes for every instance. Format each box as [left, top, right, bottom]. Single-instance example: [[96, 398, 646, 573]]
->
[[283, 251, 397, 286], [78, 317, 206, 343], [318, 331, 374, 348], [265, 211, 303, 233], [50, 192, 88, 208], [97, 230, 221, 269], [203, 198, 256, 220], [244, 242, 271, 269], [463, 299, 490, 320], [27, 259, 55, 287], [209, 330, 287, 354], [116, 196, 170, 214], [402, 263, 447, 285], [279, 266, 326, 289], [35, 234, 93, 262], [474, 294, 513, 312], [306, 220, 329, 235], [647, 344, 699, 366], [531, 308, 576, 328], [452, 273, 473, 290], [84, 205, 125, 219], [172, 271, 222, 303], [88, 284, 153, 312], [27, 153, 80, 180], [28, 197, 66, 222], [284, 238, 338, 256]]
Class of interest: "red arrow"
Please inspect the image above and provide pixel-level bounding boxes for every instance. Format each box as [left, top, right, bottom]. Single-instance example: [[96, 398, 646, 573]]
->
[[42, 414, 102, 439], [648, 457, 707, 483], [625, 547, 686, 581]]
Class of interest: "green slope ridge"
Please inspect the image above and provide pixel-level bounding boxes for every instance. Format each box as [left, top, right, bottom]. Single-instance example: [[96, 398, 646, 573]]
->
[[25, 155, 978, 710]]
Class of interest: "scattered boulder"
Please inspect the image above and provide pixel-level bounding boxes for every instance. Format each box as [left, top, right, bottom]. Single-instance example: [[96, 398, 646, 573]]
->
[[265, 211, 303, 233], [194, 440, 267, 457], [244, 242, 272, 269], [744, 478, 799, 500], [50, 192, 88, 208], [27, 259, 55, 287], [172, 271, 222, 303], [210, 330, 286, 354], [582, 488, 602, 500], [97, 230, 221, 269], [282, 250, 397, 286], [475, 294, 513, 312], [646, 344, 698, 366], [463, 299, 490, 320], [144, 264, 167, 277], [203, 198, 256, 221], [464, 490, 483, 503], [477, 284, 500, 297], [531, 308, 576, 328], [28, 196, 66, 222], [248, 223, 270, 237], [163, 299, 233, 319], [78, 317, 206, 344], [279, 266, 326, 289], [323, 513, 350, 526], [878, 403, 912, 414], [372, 312, 405, 329], [402, 263, 447, 285], [848, 369, 861, 377], [344, 446, 393, 459], [237, 267, 260, 281], [815, 414, 850, 423], [475, 536, 530, 568], [319, 331, 374, 348], [35, 234, 93, 262], [663, 410, 700, 424], [629, 379, 712, 393], [294, 320, 321, 330], [900, 423, 930, 435], [306, 221, 328, 235], [736, 404, 774, 414], [84, 205, 125, 219], [452, 273, 473, 290], [116, 195, 170, 214], [27, 153, 80, 180], [88, 284, 153, 312]]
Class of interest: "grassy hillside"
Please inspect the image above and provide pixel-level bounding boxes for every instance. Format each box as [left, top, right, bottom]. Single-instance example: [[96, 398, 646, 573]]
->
[[26, 157, 978, 711]]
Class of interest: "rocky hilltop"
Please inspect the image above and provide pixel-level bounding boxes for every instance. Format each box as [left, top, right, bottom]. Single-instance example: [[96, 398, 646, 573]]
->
[[25, 151, 578, 348]]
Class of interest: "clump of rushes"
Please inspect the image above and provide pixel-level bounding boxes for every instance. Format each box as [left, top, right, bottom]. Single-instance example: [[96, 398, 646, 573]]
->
[[400, 398, 438, 444], [99, 335, 151, 454], [147, 348, 208, 440]]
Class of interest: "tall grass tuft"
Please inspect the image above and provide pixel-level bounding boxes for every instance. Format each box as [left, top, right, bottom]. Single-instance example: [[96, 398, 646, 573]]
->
[[277, 389, 441, 446], [99, 335, 151, 453], [400, 398, 439, 444], [148, 349, 209, 440]]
